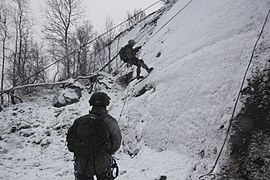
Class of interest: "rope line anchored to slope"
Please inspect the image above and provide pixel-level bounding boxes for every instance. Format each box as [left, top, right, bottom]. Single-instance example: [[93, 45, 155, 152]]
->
[[199, 8, 270, 180], [116, 1, 193, 122], [143, 0, 193, 44]]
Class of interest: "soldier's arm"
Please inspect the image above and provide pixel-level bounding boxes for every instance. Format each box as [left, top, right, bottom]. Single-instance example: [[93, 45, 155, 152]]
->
[[66, 123, 76, 152], [134, 46, 142, 52], [105, 116, 122, 154]]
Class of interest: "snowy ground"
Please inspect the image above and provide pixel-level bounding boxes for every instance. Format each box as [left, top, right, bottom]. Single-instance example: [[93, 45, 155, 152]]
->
[[1, 0, 270, 179]]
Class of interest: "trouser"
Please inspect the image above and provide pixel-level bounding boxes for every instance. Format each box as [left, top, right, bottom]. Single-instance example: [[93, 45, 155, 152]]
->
[[74, 155, 118, 180], [130, 59, 149, 76], [76, 173, 114, 180]]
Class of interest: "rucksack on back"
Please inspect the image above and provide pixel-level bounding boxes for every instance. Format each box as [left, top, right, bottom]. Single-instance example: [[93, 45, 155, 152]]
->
[[119, 46, 128, 62], [67, 114, 110, 157]]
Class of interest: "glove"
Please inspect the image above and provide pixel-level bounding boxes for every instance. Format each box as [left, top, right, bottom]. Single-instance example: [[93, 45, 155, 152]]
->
[[134, 46, 142, 52]]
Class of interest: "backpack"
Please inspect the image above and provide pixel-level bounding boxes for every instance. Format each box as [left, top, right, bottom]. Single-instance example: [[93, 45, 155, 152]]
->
[[66, 114, 110, 157], [119, 46, 128, 62]]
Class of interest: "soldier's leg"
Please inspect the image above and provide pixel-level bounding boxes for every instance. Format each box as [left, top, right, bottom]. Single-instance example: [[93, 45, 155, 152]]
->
[[139, 59, 153, 73], [136, 65, 142, 77], [132, 59, 142, 77], [75, 174, 94, 180], [96, 173, 113, 180]]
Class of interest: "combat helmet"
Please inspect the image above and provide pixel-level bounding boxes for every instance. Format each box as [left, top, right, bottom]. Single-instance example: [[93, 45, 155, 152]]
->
[[128, 39, 136, 47], [89, 92, 111, 106]]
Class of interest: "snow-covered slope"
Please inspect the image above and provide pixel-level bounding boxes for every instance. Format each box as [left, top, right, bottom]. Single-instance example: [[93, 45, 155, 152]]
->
[[1, 0, 270, 179]]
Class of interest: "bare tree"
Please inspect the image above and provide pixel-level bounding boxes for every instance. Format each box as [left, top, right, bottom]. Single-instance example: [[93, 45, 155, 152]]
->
[[8, 0, 30, 104], [48, 42, 61, 82], [0, 0, 47, 103], [160, 0, 178, 4], [89, 17, 117, 73], [99, 16, 116, 72], [125, 9, 146, 29], [71, 20, 96, 76], [0, 1, 10, 104], [25, 41, 47, 84], [92, 36, 106, 71], [42, 0, 84, 79]]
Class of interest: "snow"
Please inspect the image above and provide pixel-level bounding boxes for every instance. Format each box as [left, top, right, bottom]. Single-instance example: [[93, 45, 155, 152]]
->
[[1, 0, 270, 179], [53, 81, 83, 107]]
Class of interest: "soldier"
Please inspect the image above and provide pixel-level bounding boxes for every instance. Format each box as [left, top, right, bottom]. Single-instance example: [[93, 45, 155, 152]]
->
[[67, 92, 122, 180], [119, 39, 153, 79]]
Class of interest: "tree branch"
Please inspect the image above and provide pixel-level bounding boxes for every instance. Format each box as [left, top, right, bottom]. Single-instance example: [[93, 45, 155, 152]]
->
[[8, 74, 97, 92]]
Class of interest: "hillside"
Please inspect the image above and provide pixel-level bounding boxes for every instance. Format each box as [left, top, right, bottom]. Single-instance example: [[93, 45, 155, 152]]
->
[[1, 0, 270, 179]]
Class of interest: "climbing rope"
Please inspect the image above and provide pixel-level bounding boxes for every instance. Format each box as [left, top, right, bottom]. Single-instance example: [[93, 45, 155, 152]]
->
[[118, 78, 130, 122], [116, 1, 194, 122], [116, 1, 193, 121], [142, 0, 193, 45], [199, 8, 270, 180]]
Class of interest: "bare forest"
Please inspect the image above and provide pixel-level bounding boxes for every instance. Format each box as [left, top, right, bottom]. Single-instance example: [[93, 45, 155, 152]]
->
[[0, 0, 147, 105]]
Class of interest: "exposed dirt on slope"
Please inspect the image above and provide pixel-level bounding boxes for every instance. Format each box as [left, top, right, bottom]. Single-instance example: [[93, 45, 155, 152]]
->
[[218, 29, 270, 179], [218, 70, 270, 180]]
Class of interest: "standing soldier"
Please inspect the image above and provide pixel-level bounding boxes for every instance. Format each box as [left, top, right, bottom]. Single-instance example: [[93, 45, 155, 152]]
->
[[67, 92, 122, 180]]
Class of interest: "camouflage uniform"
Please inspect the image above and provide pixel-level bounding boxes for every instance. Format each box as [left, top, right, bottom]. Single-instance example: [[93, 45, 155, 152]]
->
[[72, 107, 122, 180], [124, 44, 152, 78]]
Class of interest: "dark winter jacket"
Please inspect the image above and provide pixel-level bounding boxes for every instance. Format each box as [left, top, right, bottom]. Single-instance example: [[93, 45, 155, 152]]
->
[[72, 107, 122, 176], [124, 44, 141, 64]]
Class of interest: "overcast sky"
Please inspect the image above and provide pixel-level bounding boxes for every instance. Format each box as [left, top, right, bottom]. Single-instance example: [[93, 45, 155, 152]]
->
[[29, 0, 163, 34]]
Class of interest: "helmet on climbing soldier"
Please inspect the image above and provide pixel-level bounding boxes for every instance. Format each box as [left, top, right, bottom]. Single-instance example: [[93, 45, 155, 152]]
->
[[89, 92, 111, 106], [128, 39, 136, 47]]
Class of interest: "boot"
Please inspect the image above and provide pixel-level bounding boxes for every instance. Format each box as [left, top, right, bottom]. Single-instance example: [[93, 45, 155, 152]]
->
[[137, 75, 144, 80], [147, 67, 153, 73], [136, 67, 143, 79]]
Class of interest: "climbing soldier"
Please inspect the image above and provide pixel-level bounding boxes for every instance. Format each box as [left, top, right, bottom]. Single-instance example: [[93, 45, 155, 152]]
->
[[119, 39, 153, 79], [67, 92, 122, 180]]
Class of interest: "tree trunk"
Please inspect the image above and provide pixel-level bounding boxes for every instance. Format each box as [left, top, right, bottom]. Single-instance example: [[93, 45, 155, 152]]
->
[[1, 36, 6, 104], [65, 39, 70, 78], [12, 23, 19, 104]]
